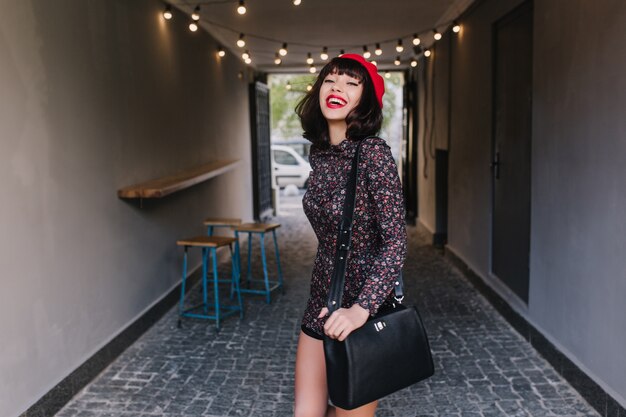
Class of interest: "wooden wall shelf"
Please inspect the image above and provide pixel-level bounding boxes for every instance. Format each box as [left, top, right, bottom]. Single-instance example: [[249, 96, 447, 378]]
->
[[118, 159, 239, 199]]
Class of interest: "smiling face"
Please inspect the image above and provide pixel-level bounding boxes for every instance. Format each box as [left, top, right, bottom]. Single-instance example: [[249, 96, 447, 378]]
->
[[319, 71, 364, 123]]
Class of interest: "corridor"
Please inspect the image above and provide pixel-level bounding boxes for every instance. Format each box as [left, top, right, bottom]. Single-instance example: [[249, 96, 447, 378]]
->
[[55, 194, 599, 417]]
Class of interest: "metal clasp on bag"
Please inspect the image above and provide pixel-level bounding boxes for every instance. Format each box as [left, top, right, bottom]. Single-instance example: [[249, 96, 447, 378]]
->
[[393, 279, 404, 306], [374, 321, 386, 332], [393, 295, 405, 305]]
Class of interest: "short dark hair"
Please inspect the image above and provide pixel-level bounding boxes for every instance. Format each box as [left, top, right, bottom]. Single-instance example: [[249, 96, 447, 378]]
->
[[295, 57, 383, 148]]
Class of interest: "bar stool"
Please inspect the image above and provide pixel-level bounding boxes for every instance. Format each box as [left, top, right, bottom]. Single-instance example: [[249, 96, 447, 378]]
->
[[176, 236, 243, 332], [203, 217, 242, 237], [203, 218, 243, 290], [234, 223, 284, 304]]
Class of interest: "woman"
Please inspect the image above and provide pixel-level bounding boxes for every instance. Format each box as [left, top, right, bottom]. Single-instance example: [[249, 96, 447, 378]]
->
[[294, 54, 407, 417]]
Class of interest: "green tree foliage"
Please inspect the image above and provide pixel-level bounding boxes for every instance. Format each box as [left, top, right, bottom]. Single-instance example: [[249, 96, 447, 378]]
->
[[381, 72, 402, 135], [269, 74, 316, 140]]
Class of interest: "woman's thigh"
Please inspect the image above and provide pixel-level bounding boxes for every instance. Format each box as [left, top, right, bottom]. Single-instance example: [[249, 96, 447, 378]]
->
[[294, 331, 329, 417], [335, 401, 378, 417], [294, 331, 377, 417]]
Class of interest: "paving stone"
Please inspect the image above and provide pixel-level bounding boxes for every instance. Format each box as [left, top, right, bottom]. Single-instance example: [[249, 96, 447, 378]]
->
[[55, 191, 599, 417]]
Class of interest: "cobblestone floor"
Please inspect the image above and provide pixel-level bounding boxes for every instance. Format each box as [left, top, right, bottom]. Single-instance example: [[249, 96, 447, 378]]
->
[[56, 192, 599, 417]]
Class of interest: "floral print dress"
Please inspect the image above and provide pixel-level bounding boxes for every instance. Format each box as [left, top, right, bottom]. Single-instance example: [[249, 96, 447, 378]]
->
[[301, 136, 407, 339]]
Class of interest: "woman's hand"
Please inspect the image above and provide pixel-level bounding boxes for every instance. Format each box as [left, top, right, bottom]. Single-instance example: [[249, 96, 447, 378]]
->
[[318, 304, 370, 341]]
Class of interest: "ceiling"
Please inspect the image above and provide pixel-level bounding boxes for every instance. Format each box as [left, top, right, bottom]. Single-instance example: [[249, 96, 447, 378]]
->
[[170, 0, 474, 72]]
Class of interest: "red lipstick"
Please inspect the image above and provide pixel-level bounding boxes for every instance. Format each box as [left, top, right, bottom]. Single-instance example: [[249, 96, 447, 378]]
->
[[326, 94, 347, 109]]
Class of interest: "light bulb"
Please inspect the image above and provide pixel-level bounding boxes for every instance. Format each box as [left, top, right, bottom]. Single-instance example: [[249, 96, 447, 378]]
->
[[375, 43, 382, 56], [237, 0, 246, 15], [274, 53, 282, 65], [189, 21, 198, 32], [191, 5, 200, 21], [217, 46, 225, 57], [384, 71, 391, 79], [286, 82, 292, 90], [309, 65, 316, 74], [279, 43, 288, 56], [306, 53, 313, 65], [242, 50, 250, 60], [452, 21, 461, 33], [433, 30, 442, 41], [410, 58, 418, 67], [237, 34, 246, 48], [362, 46, 371, 59], [424, 49, 431, 57], [244, 57, 252, 64], [412, 34, 420, 46], [396, 39, 404, 53], [163, 5, 173, 20], [306, 84, 313, 91], [394, 56, 401, 66], [320, 47, 328, 61], [293, 0, 302, 5], [371, 60, 377, 66]]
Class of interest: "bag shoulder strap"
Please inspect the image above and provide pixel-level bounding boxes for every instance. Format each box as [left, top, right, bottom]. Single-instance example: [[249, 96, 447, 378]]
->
[[326, 137, 404, 314]]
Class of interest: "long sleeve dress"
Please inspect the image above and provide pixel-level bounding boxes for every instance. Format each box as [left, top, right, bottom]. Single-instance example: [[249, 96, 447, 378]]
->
[[300, 136, 407, 339]]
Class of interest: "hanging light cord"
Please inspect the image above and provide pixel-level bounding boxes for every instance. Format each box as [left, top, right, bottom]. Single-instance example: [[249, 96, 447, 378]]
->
[[169, 1, 458, 51]]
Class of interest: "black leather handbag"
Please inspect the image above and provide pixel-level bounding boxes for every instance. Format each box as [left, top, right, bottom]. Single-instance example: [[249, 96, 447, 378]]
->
[[323, 138, 435, 410]]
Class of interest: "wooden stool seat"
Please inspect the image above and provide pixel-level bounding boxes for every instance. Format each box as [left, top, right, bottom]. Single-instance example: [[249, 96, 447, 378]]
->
[[203, 217, 242, 227], [177, 236, 236, 248], [235, 222, 281, 233]]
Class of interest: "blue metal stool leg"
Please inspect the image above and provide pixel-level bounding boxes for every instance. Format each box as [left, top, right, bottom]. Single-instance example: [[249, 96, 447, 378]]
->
[[202, 248, 209, 314], [259, 232, 271, 304], [228, 243, 236, 299], [272, 229, 284, 293], [230, 244, 244, 319], [207, 225, 214, 236], [246, 232, 253, 285], [179, 246, 189, 317], [211, 247, 221, 332], [234, 230, 242, 285]]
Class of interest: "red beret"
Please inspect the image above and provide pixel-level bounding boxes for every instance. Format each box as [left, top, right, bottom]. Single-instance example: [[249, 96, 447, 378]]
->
[[339, 53, 385, 109]]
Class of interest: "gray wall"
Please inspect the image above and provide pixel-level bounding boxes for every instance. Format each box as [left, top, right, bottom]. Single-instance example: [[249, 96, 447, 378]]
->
[[0, 1, 253, 416], [417, 32, 452, 234], [422, 0, 626, 406], [417, 58, 436, 233], [530, 0, 626, 402]]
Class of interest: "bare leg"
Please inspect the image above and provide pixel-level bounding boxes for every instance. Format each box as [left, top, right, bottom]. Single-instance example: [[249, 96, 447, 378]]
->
[[294, 331, 377, 417], [295, 331, 330, 417], [334, 401, 377, 417]]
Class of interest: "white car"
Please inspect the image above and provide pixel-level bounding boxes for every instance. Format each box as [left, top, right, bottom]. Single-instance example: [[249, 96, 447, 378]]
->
[[271, 144, 311, 188]]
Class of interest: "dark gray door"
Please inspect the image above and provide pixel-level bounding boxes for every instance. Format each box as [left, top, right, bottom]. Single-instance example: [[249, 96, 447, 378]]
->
[[491, 1, 533, 303], [250, 81, 273, 221]]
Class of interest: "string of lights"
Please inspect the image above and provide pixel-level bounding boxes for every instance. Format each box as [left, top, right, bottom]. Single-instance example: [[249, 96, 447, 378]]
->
[[161, 2, 462, 69]]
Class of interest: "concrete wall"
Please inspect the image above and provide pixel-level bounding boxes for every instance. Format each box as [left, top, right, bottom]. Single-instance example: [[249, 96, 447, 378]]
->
[[530, 0, 626, 403], [416, 59, 436, 233], [416, 32, 452, 235], [0, 1, 253, 416], [423, 0, 626, 406]]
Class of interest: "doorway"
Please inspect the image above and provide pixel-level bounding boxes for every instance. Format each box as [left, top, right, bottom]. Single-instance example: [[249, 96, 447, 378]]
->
[[491, 1, 533, 303], [250, 81, 274, 220]]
